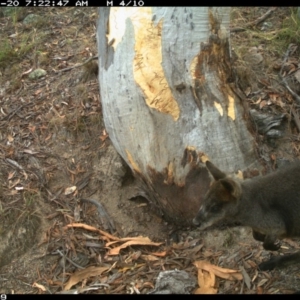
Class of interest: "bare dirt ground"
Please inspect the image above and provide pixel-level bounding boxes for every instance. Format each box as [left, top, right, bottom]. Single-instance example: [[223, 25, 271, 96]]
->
[[0, 7, 300, 294]]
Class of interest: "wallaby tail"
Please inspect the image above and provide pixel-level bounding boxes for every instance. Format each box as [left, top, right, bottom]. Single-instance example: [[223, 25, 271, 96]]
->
[[259, 251, 300, 271]]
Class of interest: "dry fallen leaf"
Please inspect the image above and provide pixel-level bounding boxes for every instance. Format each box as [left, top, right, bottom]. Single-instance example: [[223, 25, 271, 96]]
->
[[194, 269, 217, 294], [240, 266, 251, 289], [64, 186, 77, 195], [106, 236, 162, 255], [252, 269, 259, 282], [8, 178, 20, 189], [100, 129, 108, 141], [64, 266, 109, 290], [253, 97, 262, 105], [142, 282, 155, 289], [119, 263, 145, 273], [106, 236, 152, 247], [257, 286, 264, 294], [257, 278, 268, 287], [259, 100, 267, 109], [21, 68, 33, 77], [194, 260, 243, 281], [7, 171, 15, 180], [141, 254, 159, 261], [184, 243, 204, 256], [34, 89, 43, 96], [64, 223, 120, 241], [32, 282, 47, 292], [7, 134, 14, 142], [74, 204, 81, 222], [294, 69, 300, 83], [151, 250, 168, 257], [130, 250, 142, 261], [194, 260, 243, 294], [284, 239, 300, 249]]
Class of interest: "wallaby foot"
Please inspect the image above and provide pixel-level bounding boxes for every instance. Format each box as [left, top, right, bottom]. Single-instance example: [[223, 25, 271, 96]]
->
[[263, 234, 281, 251], [259, 252, 300, 271], [252, 230, 265, 242]]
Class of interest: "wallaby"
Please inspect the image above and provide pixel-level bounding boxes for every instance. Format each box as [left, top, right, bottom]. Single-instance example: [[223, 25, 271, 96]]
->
[[193, 160, 300, 271]]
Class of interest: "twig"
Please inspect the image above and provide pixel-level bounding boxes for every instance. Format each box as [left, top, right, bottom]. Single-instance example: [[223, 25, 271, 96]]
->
[[279, 44, 300, 105], [55, 249, 85, 270], [54, 56, 98, 73], [291, 107, 300, 133], [80, 198, 115, 233], [231, 7, 277, 33], [5, 158, 24, 170], [0, 102, 34, 121], [56, 284, 110, 294]]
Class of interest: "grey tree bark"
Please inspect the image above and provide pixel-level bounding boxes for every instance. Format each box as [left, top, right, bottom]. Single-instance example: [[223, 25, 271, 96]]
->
[[97, 7, 261, 225]]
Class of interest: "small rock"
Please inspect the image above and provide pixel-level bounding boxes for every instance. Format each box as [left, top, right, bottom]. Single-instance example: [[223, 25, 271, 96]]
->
[[23, 14, 40, 25], [29, 69, 47, 80], [261, 22, 272, 31], [149, 270, 196, 294]]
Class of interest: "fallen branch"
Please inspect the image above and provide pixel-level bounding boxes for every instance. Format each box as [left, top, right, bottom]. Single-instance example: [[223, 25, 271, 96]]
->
[[0, 102, 34, 121], [64, 223, 119, 241], [279, 44, 300, 105], [291, 107, 300, 133], [54, 56, 98, 73], [55, 249, 85, 270], [80, 198, 116, 233], [231, 7, 277, 33]]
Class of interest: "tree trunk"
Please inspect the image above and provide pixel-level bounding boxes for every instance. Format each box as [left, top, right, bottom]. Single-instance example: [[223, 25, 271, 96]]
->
[[97, 7, 261, 225]]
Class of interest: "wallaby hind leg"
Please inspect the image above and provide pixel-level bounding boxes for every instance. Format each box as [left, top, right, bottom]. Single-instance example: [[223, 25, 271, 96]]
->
[[252, 230, 266, 242], [263, 234, 281, 251], [259, 252, 300, 271]]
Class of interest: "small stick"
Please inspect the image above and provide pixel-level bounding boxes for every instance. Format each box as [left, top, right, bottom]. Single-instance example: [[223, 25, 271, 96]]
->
[[55, 249, 85, 270], [81, 198, 115, 233], [279, 44, 300, 105], [231, 7, 277, 33], [54, 56, 98, 73]]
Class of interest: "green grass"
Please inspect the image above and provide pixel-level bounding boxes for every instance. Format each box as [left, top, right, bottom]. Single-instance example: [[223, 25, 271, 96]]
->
[[0, 39, 17, 69], [231, 8, 300, 59], [276, 9, 300, 46]]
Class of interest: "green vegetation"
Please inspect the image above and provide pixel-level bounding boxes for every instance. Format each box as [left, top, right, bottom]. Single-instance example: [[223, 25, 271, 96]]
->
[[276, 8, 300, 47], [231, 8, 300, 58], [0, 39, 17, 69]]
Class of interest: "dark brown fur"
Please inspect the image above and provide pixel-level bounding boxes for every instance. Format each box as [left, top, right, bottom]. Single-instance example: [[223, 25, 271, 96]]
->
[[193, 160, 300, 270]]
